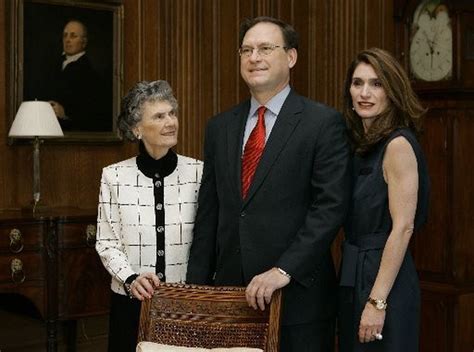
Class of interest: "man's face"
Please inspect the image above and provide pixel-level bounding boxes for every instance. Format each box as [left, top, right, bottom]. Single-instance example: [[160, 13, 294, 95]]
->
[[63, 21, 87, 56], [240, 22, 297, 98]]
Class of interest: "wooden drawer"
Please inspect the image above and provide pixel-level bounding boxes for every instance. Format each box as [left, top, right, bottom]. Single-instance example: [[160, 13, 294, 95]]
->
[[0, 252, 45, 285], [58, 247, 110, 318], [58, 222, 97, 249], [0, 223, 44, 252]]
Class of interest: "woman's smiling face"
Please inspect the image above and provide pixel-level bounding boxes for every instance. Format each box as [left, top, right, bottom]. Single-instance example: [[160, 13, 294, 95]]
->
[[134, 100, 179, 159], [350, 62, 390, 130]]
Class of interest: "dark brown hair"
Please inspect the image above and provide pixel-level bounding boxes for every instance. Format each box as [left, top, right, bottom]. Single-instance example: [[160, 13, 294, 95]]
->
[[343, 48, 426, 154], [239, 16, 299, 50]]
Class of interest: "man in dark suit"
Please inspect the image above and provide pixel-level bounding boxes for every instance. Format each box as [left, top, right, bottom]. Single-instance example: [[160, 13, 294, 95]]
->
[[48, 19, 110, 131], [187, 16, 350, 351]]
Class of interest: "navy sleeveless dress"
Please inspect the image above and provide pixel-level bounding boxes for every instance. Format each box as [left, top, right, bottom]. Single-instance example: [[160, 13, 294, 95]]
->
[[338, 128, 430, 352]]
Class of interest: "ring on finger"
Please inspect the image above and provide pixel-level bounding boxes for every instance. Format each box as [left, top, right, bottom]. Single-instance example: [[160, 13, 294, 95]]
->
[[374, 333, 383, 340]]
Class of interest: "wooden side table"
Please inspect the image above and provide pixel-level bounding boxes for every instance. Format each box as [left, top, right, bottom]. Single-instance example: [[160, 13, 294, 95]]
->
[[0, 208, 110, 351]]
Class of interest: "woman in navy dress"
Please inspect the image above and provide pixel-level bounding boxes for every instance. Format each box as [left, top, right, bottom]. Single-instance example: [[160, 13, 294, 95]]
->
[[338, 48, 430, 351]]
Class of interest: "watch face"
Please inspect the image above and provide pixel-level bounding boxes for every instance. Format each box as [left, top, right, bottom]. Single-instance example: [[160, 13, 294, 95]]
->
[[409, 1, 453, 82]]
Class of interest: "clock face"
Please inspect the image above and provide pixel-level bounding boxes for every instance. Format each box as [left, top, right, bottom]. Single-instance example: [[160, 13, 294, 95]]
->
[[409, 1, 453, 82]]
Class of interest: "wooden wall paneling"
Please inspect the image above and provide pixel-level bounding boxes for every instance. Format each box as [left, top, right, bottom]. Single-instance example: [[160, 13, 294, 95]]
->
[[332, 0, 345, 108], [4, 146, 31, 207], [457, 293, 474, 351], [237, 0, 258, 102], [218, 1, 244, 112], [0, 0, 7, 207], [175, 0, 203, 158], [452, 110, 474, 282], [255, 0, 272, 15], [142, 0, 159, 80], [153, 0, 209, 160], [273, 0, 293, 23], [419, 287, 453, 352], [366, 0, 385, 48], [460, 11, 474, 89], [211, 0, 223, 117], [125, 0, 143, 86], [41, 143, 126, 208], [184, 0, 203, 159], [289, 0, 311, 99], [420, 285, 474, 352], [413, 109, 450, 279], [295, 0, 395, 110], [308, 1, 331, 104], [200, 0, 216, 143]]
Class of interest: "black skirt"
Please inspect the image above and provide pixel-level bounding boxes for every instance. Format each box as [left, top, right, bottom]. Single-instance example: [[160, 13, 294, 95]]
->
[[107, 291, 142, 352]]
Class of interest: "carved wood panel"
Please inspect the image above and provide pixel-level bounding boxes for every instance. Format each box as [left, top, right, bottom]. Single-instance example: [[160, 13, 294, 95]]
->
[[452, 110, 474, 282], [412, 110, 450, 278]]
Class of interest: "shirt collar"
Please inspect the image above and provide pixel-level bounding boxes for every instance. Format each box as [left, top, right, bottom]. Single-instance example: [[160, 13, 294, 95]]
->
[[249, 85, 291, 117], [62, 51, 86, 69]]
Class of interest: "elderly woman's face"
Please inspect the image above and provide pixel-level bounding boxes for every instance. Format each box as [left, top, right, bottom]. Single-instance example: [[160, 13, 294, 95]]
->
[[350, 62, 389, 130], [135, 100, 178, 158]]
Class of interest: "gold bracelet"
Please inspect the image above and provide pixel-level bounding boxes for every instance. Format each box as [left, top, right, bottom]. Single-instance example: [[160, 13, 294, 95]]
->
[[367, 297, 387, 310]]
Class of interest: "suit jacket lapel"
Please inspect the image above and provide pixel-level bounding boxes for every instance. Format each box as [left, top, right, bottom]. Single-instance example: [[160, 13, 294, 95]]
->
[[227, 101, 250, 200], [243, 91, 304, 207]]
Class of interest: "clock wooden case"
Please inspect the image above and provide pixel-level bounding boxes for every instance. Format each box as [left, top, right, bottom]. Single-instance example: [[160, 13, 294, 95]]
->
[[394, 2, 474, 351], [396, 0, 474, 93]]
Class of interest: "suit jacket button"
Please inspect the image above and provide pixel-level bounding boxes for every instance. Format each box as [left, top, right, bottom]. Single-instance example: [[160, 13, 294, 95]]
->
[[240, 211, 246, 217]]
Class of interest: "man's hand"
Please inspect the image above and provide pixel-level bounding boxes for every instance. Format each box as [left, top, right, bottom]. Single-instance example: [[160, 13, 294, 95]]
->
[[245, 267, 290, 311], [49, 101, 66, 119]]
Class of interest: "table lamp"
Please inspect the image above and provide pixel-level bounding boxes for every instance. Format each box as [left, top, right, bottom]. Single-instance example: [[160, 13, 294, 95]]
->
[[8, 101, 64, 213]]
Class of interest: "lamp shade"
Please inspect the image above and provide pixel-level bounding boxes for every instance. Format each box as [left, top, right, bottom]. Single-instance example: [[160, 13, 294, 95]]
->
[[8, 101, 64, 138]]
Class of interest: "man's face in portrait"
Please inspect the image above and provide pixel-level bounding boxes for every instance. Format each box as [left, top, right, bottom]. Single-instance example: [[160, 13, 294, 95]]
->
[[63, 21, 87, 56]]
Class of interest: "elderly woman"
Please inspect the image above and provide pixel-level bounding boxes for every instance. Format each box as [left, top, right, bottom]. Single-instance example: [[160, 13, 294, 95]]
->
[[338, 48, 430, 352], [96, 80, 203, 352]]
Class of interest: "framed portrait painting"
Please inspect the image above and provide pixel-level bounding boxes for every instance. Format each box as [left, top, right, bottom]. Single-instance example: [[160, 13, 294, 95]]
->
[[8, 0, 124, 142]]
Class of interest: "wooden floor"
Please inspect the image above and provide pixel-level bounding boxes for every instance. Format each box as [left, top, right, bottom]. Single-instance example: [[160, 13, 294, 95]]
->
[[0, 308, 108, 352]]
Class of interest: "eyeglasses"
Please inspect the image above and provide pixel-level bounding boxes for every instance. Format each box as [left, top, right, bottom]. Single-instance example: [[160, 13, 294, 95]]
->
[[238, 44, 289, 58]]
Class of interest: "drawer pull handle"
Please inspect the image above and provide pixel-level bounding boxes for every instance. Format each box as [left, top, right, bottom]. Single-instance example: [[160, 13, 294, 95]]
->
[[86, 224, 97, 247], [9, 229, 24, 253], [11, 258, 26, 284]]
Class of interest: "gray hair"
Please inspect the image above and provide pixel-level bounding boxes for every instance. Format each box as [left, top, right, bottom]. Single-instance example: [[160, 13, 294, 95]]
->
[[65, 19, 88, 39], [118, 80, 178, 141]]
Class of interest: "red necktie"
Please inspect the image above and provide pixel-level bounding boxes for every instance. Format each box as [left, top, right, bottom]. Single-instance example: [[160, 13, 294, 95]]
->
[[241, 106, 267, 199]]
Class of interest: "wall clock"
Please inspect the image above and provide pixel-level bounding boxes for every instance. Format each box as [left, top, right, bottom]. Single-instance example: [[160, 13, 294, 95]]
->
[[409, 0, 453, 82]]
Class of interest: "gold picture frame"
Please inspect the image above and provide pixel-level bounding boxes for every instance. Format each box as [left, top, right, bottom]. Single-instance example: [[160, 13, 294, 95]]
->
[[8, 0, 124, 143]]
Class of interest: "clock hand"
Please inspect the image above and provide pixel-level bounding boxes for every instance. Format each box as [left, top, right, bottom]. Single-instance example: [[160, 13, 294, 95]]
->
[[422, 29, 435, 51], [422, 29, 430, 41]]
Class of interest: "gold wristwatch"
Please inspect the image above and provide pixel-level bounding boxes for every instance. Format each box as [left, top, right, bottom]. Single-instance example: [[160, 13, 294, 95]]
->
[[367, 297, 387, 310]]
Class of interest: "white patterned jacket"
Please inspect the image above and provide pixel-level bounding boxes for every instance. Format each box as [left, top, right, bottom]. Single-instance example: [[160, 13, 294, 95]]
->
[[96, 154, 203, 295]]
